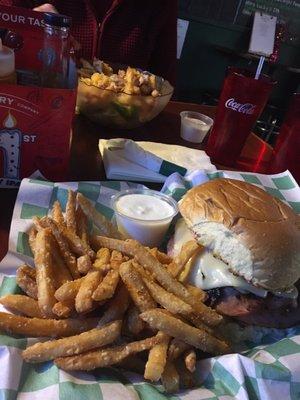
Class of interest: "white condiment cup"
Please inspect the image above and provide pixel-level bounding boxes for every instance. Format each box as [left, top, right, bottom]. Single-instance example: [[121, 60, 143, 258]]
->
[[180, 111, 214, 143], [111, 189, 178, 247]]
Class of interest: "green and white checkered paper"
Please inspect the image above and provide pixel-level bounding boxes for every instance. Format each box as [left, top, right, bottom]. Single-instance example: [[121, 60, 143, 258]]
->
[[0, 169, 299, 400]]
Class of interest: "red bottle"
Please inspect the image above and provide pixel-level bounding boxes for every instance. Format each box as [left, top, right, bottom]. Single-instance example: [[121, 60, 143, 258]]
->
[[206, 68, 276, 167], [269, 93, 300, 183]]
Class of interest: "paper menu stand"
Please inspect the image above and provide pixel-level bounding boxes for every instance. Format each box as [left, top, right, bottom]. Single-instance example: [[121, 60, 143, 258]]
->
[[0, 5, 77, 188], [249, 12, 277, 57]]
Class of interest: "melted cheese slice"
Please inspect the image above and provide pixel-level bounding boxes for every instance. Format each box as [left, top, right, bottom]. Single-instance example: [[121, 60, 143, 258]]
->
[[173, 219, 297, 299]]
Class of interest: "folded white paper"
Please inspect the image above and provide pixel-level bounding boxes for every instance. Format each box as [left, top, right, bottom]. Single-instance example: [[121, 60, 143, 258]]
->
[[99, 139, 216, 182]]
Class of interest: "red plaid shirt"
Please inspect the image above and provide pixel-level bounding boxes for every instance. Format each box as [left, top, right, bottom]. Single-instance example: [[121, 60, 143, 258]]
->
[[2, 0, 177, 84]]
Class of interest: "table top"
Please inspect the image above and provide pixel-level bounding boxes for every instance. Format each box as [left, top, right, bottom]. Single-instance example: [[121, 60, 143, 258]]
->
[[0, 101, 272, 261]]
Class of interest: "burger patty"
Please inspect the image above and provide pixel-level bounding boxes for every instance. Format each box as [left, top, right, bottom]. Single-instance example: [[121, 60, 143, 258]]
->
[[206, 287, 300, 328]]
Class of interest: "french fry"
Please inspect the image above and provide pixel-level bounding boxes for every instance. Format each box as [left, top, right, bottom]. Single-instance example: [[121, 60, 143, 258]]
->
[[52, 200, 65, 227], [93, 248, 110, 270], [54, 334, 163, 371], [77, 192, 122, 239], [77, 254, 92, 274], [76, 205, 89, 247], [28, 227, 37, 255], [168, 338, 191, 361], [142, 278, 194, 317], [173, 240, 202, 278], [52, 300, 74, 319], [0, 312, 98, 337], [140, 309, 229, 355], [62, 226, 95, 260], [48, 234, 73, 286], [149, 248, 172, 264], [184, 348, 196, 373], [55, 277, 85, 302], [185, 283, 207, 303], [22, 320, 122, 362], [75, 271, 102, 313], [0, 295, 43, 318], [98, 284, 130, 327], [34, 229, 57, 317], [92, 269, 119, 302], [144, 332, 170, 381], [16, 264, 38, 299], [39, 217, 79, 279], [161, 361, 180, 393], [110, 250, 124, 269], [119, 261, 156, 312], [126, 304, 145, 335], [92, 237, 220, 325], [65, 190, 77, 233]]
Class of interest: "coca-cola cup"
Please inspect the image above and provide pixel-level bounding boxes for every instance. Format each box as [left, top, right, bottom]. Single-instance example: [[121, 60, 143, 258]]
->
[[206, 68, 276, 166], [269, 93, 300, 183]]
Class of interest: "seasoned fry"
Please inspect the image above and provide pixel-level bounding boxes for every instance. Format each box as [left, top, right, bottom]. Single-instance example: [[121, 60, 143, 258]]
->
[[149, 248, 172, 264], [39, 217, 79, 279], [77, 193, 122, 239], [142, 278, 194, 317], [140, 309, 229, 355], [52, 200, 65, 227], [110, 250, 125, 269], [119, 261, 156, 312], [126, 304, 145, 335], [65, 190, 77, 233], [54, 334, 163, 371], [49, 234, 73, 286], [185, 283, 207, 303], [161, 361, 180, 393], [184, 348, 196, 373], [77, 254, 92, 274], [55, 277, 85, 302], [92, 269, 119, 302], [0, 295, 43, 318], [173, 240, 201, 278], [16, 264, 37, 299], [52, 300, 74, 319], [0, 312, 98, 337], [22, 320, 122, 362], [93, 248, 110, 270], [28, 227, 37, 255], [34, 229, 57, 317], [168, 339, 191, 361], [75, 271, 102, 313], [144, 332, 170, 381], [76, 205, 89, 247], [98, 284, 130, 327], [62, 226, 95, 260]]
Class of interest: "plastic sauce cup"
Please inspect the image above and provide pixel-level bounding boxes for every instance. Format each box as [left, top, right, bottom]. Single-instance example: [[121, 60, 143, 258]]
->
[[180, 111, 213, 143], [111, 189, 178, 247]]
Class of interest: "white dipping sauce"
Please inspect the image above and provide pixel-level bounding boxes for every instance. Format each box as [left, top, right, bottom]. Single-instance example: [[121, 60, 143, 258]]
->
[[115, 193, 176, 247]]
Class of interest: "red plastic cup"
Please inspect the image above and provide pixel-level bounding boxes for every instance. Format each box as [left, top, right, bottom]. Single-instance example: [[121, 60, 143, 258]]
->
[[206, 68, 276, 166], [269, 93, 300, 183]]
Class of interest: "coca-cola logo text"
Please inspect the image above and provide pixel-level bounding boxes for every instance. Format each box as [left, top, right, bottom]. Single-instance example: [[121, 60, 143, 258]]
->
[[225, 98, 256, 115]]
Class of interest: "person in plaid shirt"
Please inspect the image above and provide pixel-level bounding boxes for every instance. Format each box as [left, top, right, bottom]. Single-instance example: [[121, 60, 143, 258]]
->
[[0, 0, 177, 84]]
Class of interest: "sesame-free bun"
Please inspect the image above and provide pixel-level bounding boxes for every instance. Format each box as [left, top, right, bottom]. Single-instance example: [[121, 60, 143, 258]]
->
[[179, 178, 300, 291]]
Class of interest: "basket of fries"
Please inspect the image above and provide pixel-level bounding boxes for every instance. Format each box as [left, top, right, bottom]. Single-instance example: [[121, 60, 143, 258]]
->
[[76, 60, 174, 129], [0, 189, 229, 394]]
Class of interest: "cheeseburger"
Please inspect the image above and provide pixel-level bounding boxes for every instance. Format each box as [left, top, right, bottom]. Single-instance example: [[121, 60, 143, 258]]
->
[[171, 178, 300, 328]]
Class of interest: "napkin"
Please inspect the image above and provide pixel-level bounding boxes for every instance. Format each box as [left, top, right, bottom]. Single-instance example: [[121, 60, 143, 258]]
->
[[99, 138, 216, 182], [0, 170, 299, 400]]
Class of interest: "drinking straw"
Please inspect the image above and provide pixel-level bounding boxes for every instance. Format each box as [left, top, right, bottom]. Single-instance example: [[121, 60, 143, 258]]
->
[[255, 56, 265, 79]]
